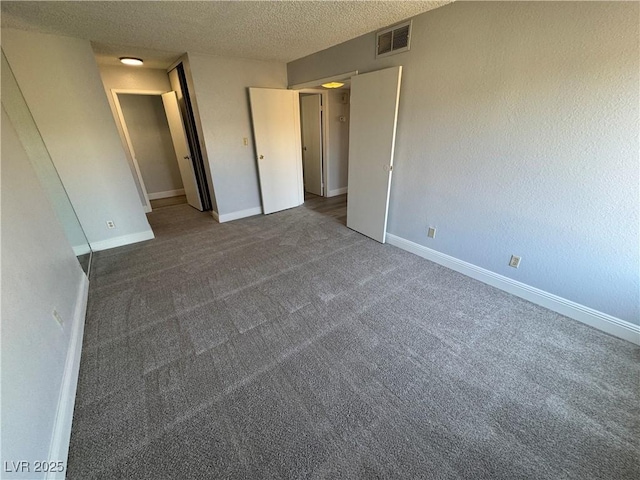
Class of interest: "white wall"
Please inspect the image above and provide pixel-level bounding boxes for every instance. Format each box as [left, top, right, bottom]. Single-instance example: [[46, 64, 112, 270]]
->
[[2, 29, 153, 251], [118, 94, 184, 195], [326, 90, 350, 195], [1, 107, 88, 477], [98, 65, 173, 204], [188, 53, 288, 217], [288, 1, 639, 325]]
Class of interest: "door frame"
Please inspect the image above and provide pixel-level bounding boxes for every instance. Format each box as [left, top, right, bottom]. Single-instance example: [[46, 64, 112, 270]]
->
[[111, 88, 168, 213], [298, 90, 327, 197], [290, 71, 357, 198]]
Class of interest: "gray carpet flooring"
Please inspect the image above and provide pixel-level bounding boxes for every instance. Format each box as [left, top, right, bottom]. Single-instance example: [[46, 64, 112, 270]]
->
[[67, 195, 640, 479], [150, 194, 187, 209]]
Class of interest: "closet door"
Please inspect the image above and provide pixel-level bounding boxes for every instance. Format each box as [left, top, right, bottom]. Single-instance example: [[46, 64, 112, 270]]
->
[[162, 91, 203, 211]]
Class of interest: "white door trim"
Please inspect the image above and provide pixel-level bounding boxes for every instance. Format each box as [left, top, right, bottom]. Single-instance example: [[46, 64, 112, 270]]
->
[[110, 89, 169, 213], [292, 74, 355, 200], [298, 89, 328, 197]]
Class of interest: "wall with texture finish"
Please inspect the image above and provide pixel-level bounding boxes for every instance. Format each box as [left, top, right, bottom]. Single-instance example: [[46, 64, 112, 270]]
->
[[188, 53, 288, 216], [1, 107, 85, 473], [2, 29, 152, 246], [288, 1, 639, 323]]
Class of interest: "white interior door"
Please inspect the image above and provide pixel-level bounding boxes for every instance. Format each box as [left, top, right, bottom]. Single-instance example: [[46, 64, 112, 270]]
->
[[347, 66, 402, 243], [300, 94, 323, 196], [161, 91, 203, 211], [249, 88, 304, 214]]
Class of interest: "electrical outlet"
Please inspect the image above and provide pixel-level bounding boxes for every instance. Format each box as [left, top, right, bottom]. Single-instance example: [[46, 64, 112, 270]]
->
[[427, 227, 436, 238], [243, 137, 249, 146], [106, 220, 116, 229], [509, 255, 521, 268], [52, 309, 64, 326]]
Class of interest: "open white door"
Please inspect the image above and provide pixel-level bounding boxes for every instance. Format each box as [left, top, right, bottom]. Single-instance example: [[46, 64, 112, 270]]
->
[[161, 91, 203, 211], [300, 94, 323, 196], [249, 88, 304, 214], [346, 66, 402, 243]]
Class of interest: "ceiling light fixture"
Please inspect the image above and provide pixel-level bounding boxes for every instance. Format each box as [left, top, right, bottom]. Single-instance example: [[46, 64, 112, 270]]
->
[[321, 82, 344, 89], [119, 57, 143, 66]]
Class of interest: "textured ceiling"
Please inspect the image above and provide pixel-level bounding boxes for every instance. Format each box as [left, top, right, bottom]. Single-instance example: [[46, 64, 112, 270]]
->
[[1, 1, 453, 68]]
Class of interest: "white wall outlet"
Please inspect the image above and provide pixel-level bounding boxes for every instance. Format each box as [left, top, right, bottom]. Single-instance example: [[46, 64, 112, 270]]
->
[[243, 137, 249, 146], [509, 255, 521, 268], [52, 308, 64, 326], [427, 226, 436, 238], [106, 220, 116, 229]]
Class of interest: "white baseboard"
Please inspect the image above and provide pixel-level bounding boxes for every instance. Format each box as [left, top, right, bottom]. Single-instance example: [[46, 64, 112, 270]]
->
[[89, 230, 155, 252], [218, 206, 263, 223], [147, 189, 185, 200], [328, 187, 347, 197], [211, 210, 220, 222], [46, 271, 89, 479], [386, 233, 640, 345]]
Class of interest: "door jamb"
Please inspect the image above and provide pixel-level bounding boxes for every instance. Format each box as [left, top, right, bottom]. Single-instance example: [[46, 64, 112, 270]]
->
[[298, 89, 328, 197], [290, 71, 357, 198], [110, 89, 168, 213]]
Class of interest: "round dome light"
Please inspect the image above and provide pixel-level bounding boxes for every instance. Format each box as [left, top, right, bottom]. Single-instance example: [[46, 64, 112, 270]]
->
[[119, 57, 143, 66]]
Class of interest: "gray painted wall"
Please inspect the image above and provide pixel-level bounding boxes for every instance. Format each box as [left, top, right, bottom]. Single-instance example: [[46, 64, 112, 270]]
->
[[1, 107, 85, 471], [118, 94, 184, 195], [2, 28, 152, 246], [288, 1, 639, 324], [188, 53, 288, 216]]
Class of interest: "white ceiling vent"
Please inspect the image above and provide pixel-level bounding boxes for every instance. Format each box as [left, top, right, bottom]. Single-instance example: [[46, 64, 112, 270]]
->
[[376, 20, 411, 58]]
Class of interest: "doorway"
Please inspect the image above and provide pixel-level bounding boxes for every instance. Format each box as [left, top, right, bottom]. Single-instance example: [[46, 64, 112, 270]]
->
[[298, 87, 351, 200], [111, 89, 204, 213], [249, 67, 401, 243], [300, 93, 323, 196]]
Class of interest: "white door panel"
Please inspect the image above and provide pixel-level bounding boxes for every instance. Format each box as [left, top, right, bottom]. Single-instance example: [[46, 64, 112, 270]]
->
[[249, 88, 304, 214], [300, 94, 323, 196], [162, 91, 203, 211], [347, 66, 402, 243]]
